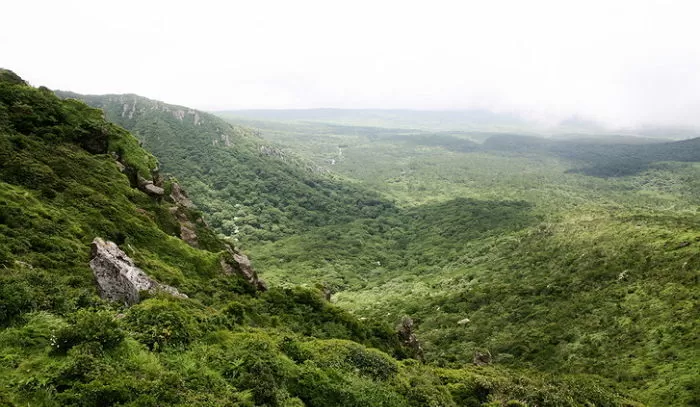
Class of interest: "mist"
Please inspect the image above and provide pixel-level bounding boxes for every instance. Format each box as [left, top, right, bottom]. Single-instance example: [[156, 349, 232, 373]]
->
[[2, 0, 699, 128]]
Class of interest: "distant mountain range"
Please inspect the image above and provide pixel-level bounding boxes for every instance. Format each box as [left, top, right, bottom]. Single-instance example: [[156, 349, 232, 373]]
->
[[216, 108, 700, 141]]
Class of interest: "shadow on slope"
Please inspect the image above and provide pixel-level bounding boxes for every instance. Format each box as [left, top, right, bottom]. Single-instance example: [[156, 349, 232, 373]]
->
[[250, 197, 538, 289]]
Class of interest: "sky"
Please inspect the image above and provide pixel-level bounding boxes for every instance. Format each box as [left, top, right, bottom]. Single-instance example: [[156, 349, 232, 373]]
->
[[2, 0, 699, 127]]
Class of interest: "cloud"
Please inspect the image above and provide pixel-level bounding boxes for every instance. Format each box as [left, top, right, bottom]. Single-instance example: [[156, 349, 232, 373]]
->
[[2, 0, 699, 127]]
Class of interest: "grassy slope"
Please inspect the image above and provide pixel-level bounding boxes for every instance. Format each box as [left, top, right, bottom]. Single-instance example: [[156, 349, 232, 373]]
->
[[216, 116, 700, 406]]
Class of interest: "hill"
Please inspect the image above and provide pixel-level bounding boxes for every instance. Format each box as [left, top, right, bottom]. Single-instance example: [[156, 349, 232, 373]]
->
[[54, 91, 395, 246], [59, 84, 700, 406], [0, 71, 646, 406]]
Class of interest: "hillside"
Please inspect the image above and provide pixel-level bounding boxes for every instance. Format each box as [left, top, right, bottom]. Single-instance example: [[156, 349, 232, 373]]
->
[[55, 91, 395, 246], [59, 87, 699, 406], [1, 71, 647, 406]]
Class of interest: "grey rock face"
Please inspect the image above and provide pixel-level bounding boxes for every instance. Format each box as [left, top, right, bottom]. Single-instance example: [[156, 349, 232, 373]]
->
[[170, 182, 194, 208], [89, 238, 186, 305], [220, 247, 267, 291]]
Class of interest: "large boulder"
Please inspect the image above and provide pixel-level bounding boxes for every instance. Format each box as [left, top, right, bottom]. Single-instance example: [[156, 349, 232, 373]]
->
[[89, 238, 186, 305]]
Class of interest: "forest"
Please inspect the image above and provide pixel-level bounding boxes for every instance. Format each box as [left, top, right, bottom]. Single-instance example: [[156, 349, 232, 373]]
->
[[58, 90, 700, 406], [0, 70, 655, 407], [0, 69, 697, 406]]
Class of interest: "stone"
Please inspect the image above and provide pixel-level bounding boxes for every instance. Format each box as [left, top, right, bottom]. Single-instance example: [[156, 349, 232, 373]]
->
[[473, 350, 492, 366], [169, 205, 198, 247], [140, 181, 164, 196], [179, 224, 198, 247], [170, 182, 194, 208], [89, 238, 186, 305], [220, 247, 267, 291], [115, 160, 126, 172], [397, 317, 424, 362]]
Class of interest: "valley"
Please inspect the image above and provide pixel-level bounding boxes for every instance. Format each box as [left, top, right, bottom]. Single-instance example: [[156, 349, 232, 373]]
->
[[3, 2, 699, 406], [219, 111, 700, 406], [0, 71, 696, 406]]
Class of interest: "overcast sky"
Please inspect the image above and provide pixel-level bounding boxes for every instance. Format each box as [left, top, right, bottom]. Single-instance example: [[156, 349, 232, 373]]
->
[[2, 0, 699, 127]]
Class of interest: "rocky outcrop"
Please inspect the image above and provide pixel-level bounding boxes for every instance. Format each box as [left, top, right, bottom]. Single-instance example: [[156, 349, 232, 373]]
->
[[166, 181, 204, 248], [138, 178, 165, 197], [169, 206, 199, 247], [170, 182, 194, 208], [398, 317, 424, 362], [89, 238, 187, 305], [220, 245, 267, 291], [473, 350, 492, 366]]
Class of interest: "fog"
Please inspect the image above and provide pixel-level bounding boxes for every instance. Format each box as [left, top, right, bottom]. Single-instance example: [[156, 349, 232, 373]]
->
[[2, 0, 699, 128]]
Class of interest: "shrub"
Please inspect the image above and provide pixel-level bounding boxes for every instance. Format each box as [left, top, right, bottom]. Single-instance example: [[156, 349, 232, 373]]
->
[[346, 346, 398, 380], [52, 309, 124, 354], [0, 277, 34, 325], [124, 298, 203, 350]]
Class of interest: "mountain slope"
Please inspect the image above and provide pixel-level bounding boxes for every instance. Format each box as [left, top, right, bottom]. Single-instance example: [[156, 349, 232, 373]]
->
[[60, 89, 699, 406], [1, 72, 644, 406], [55, 91, 395, 246]]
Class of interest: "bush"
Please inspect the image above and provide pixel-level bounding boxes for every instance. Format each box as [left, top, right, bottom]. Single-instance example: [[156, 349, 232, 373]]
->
[[222, 301, 247, 325], [0, 277, 34, 325], [124, 298, 204, 350], [52, 309, 124, 354], [346, 346, 398, 380]]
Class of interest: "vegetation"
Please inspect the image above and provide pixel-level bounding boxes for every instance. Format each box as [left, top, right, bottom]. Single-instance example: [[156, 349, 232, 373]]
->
[[54, 92, 395, 246], [54, 85, 699, 406], [0, 70, 644, 406], [213, 113, 699, 406]]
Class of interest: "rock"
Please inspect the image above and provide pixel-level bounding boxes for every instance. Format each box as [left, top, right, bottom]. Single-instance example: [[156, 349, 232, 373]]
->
[[313, 283, 334, 301], [397, 317, 424, 362], [140, 181, 164, 196], [473, 350, 492, 366], [677, 241, 690, 248], [179, 224, 198, 247], [220, 247, 267, 291], [168, 205, 199, 247], [89, 238, 187, 305], [115, 160, 126, 172], [457, 317, 470, 325], [170, 182, 194, 208]]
